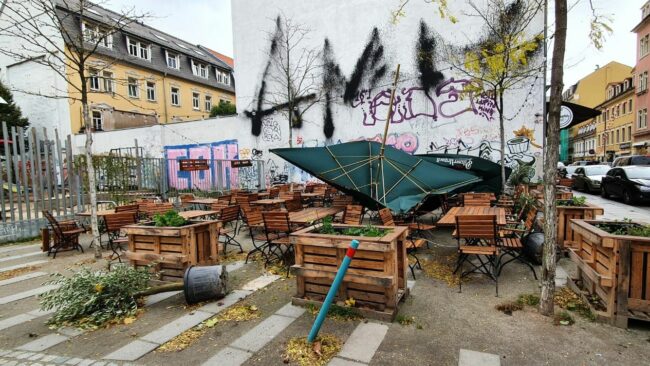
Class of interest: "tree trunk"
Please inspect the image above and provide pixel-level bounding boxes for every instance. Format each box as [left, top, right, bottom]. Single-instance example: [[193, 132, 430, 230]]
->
[[498, 90, 506, 192], [82, 102, 101, 258], [539, 0, 567, 316]]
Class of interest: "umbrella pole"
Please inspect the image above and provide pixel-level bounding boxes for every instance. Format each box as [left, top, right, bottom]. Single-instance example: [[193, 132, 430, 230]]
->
[[375, 64, 401, 203]]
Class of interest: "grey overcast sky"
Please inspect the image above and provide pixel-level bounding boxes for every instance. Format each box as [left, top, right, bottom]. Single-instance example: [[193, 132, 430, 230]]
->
[[102, 0, 639, 88], [105, 0, 234, 57]]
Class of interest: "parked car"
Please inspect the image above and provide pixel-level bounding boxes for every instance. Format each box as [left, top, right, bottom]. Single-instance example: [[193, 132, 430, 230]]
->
[[559, 165, 580, 179], [611, 155, 650, 167], [572, 165, 610, 193], [569, 160, 599, 166], [600, 166, 650, 204]]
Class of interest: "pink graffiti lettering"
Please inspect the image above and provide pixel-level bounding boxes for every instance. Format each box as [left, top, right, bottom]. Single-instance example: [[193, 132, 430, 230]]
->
[[352, 132, 419, 154]]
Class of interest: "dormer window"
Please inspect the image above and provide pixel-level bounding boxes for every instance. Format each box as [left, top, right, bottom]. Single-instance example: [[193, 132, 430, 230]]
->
[[81, 22, 112, 48], [216, 70, 230, 85], [126, 37, 151, 61], [191, 60, 208, 79], [166, 51, 180, 69]]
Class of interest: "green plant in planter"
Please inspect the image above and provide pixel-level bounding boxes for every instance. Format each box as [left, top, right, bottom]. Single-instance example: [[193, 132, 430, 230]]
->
[[557, 196, 587, 207], [508, 164, 534, 186], [594, 218, 650, 237], [341, 225, 388, 237], [153, 210, 187, 227], [319, 216, 337, 235], [40, 265, 151, 328]]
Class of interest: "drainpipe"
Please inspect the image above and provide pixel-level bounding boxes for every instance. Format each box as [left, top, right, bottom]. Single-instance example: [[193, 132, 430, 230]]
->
[[162, 72, 169, 123]]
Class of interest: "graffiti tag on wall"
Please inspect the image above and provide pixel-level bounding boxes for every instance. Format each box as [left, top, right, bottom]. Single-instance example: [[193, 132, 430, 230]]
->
[[164, 140, 239, 191]]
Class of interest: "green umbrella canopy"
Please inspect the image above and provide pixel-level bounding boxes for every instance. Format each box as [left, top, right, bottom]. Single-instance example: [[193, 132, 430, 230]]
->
[[416, 153, 512, 194], [270, 141, 482, 213]]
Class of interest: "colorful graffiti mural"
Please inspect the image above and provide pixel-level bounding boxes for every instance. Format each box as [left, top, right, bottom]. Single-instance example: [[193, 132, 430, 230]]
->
[[164, 140, 239, 190]]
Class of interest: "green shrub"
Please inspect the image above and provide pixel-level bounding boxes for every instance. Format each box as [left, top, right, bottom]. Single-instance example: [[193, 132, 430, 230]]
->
[[210, 100, 236, 117], [153, 210, 187, 227], [40, 266, 151, 328]]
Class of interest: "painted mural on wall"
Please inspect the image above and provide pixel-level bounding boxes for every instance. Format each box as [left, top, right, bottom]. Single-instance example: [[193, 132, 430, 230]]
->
[[164, 140, 240, 191], [234, 0, 545, 184]]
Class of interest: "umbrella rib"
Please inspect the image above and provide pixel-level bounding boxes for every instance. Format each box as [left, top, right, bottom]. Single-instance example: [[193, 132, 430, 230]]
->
[[380, 160, 423, 202], [325, 146, 362, 191], [328, 156, 379, 182], [383, 158, 432, 193], [319, 156, 375, 175]]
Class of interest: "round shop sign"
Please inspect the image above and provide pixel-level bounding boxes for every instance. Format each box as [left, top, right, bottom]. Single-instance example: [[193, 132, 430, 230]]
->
[[559, 105, 573, 129]]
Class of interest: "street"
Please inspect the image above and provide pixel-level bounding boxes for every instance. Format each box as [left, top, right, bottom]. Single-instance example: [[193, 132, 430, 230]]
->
[[570, 189, 650, 223]]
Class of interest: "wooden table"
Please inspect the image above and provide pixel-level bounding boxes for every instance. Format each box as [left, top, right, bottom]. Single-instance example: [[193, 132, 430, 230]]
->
[[252, 198, 286, 206], [188, 198, 221, 205], [288, 207, 343, 225], [300, 193, 324, 198], [179, 210, 219, 220], [76, 209, 117, 217], [436, 206, 506, 227], [257, 192, 270, 197]]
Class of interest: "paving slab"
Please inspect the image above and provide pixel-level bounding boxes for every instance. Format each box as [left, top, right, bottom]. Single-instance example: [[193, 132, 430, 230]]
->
[[458, 349, 501, 366], [102, 340, 159, 362], [274, 303, 306, 319], [140, 310, 214, 344], [0, 251, 43, 263], [0, 244, 40, 254], [338, 322, 388, 363], [555, 265, 568, 287], [0, 260, 48, 274], [0, 272, 48, 287], [17, 334, 70, 352], [201, 346, 252, 366], [199, 289, 253, 314], [230, 314, 296, 352], [0, 284, 59, 305], [143, 291, 181, 307], [241, 274, 280, 291], [225, 261, 245, 272], [328, 357, 367, 366]]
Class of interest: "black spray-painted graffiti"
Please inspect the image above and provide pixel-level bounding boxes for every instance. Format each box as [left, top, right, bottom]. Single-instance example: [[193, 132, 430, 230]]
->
[[261, 117, 282, 142], [416, 21, 445, 95], [428, 137, 536, 168], [352, 79, 497, 126]]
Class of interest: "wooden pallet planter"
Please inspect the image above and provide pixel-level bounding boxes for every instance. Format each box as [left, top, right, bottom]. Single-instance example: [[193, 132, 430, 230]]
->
[[568, 219, 650, 328], [290, 224, 409, 322], [123, 220, 221, 282], [558, 178, 574, 187], [556, 203, 604, 249]]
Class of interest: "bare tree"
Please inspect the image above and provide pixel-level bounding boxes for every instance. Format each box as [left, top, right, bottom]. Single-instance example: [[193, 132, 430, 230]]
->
[[0, 0, 148, 258], [442, 0, 545, 191], [263, 15, 322, 147]]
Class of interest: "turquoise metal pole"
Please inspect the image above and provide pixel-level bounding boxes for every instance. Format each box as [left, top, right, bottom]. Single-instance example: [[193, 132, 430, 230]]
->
[[307, 239, 359, 343]]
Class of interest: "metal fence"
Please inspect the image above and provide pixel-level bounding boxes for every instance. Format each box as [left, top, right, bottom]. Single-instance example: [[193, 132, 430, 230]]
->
[[166, 158, 266, 194], [0, 123, 84, 242]]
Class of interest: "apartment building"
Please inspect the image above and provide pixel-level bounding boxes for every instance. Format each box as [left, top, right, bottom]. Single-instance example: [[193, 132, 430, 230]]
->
[[594, 77, 635, 161], [632, 1, 650, 154]]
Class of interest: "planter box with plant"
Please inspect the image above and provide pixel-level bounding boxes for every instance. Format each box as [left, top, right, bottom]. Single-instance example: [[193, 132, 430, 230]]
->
[[553, 196, 604, 249], [290, 217, 409, 321], [568, 218, 650, 328], [123, 211, 222, 282]]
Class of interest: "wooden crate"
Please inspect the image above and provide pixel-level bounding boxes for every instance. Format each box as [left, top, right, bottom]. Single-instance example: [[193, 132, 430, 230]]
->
[[290, 224, 409, 321], [556, 203, 604, 249], [123, 220, 221, 282], [558, 178, 574, 187], [568, 219, 650, 328]]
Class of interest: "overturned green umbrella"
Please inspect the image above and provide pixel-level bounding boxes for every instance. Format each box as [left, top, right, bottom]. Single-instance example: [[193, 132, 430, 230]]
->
[[270, 141, 482, 213], [416, 153, 512, 194]]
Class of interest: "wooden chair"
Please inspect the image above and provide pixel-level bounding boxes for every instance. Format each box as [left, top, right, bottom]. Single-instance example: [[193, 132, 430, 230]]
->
[[115, 203, 139, 215], [268, 187, 280, 199], [210, 200, 231, 215], [454, 214, 500, 296], [379, 208, 426, 279], [285, 199, 303, 213], [262, 211, 293, 276], [218, 193, 232, 204], [463, 193, 492, 207], [178, 193, 195, 210], [43, 211, 85, 258], [498, 207, 539, 280], [342, 205, 363, 225], [139, 202, 174, 220], [104, 212, 137, 262], [242, 206, 267, 263], [218, 205, 242, 254], [279, 191, 300, 201]]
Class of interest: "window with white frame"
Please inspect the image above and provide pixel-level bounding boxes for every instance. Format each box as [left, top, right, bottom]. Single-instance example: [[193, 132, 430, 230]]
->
[[171, 87, 180, 106], [166, 51, 180, 69], [216, 70, 230, 85], [639, 108, 648, 129], [126, 37, 151, 61], [102, 71, 114, 93], [88, 68, 100, 91], [639, 71, 648, 92], [191, 60, 208, 79], [146, 81, 156, 101], [192, 92, 200, 110], [204, 95, 212, 112], [641, 34, 650, 57], [81, 22, 112, 48], [92, 110, 103, 130], [127, 77, 139, 98]]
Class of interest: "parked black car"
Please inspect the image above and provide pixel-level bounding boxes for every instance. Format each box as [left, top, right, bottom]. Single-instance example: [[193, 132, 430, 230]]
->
[[600, 166, 650, 204], [572, 165, 610, 193], [611, 155, 650, 167]]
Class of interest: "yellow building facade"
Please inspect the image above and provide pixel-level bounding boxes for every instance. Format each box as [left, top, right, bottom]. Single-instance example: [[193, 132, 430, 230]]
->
[[594, 78, 635, 161], [57, 2, 235, 134]]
